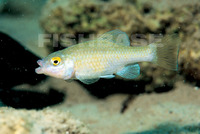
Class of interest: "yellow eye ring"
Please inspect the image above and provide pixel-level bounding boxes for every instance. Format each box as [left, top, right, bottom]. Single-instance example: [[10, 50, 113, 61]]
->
[[51, 57, 61, 66]]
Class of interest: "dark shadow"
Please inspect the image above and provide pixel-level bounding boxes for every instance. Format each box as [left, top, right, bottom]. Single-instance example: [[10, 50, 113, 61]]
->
[[0, 88, 65, 109], [79, 79, 173, 114], [0, 32, 65, 109], [154, 84, 173, 93], [0, 32, 46, 89], [79, 78, 173, 99], [125, 123, 200, 134], [79, 79, 146, 98], [120, 95, 136, 114]]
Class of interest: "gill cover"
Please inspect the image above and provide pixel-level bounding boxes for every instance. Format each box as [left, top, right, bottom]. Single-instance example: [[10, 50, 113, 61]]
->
[[63, 59, 74, 80]]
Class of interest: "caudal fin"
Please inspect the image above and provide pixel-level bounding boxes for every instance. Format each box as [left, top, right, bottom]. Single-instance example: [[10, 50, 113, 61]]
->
[[151, 34, 180, 71]]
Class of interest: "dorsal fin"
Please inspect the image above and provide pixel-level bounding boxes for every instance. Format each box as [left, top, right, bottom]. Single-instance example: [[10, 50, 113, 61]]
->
[[97, 30, 130, 46]]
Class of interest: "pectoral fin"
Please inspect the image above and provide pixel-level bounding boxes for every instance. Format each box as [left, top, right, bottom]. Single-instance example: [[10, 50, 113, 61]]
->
[[116, 64, 140, 79]]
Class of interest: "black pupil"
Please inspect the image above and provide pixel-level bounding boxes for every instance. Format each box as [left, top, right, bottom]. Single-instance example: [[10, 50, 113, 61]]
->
[[54, 60, 58, 64]]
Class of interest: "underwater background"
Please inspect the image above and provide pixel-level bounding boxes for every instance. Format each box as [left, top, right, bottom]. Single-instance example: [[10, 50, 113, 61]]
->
[[0, 0, 200, 133]]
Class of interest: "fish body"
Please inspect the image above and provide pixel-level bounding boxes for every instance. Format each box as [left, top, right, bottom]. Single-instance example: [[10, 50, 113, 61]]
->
[[36, 30, 180, 84]]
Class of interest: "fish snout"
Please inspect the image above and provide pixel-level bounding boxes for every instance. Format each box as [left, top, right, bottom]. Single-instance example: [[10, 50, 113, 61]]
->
[[37, 60, 43, 66], [35, 60, 44, 74]]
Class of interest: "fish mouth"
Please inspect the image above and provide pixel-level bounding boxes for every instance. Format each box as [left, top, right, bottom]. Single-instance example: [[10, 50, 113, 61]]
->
[[35, 60, 44, 74]]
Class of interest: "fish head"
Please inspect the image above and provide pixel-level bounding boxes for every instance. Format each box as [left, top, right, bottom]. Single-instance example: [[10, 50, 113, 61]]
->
[[35, 51, 74, 80]]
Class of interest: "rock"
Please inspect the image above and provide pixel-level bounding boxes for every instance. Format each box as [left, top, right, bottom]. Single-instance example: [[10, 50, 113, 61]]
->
[[0, 107, 90, 134]]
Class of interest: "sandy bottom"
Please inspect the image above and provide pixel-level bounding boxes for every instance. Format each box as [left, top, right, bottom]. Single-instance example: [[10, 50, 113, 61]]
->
[[52, 79, 200, 134], [14, 77, 200, 134]]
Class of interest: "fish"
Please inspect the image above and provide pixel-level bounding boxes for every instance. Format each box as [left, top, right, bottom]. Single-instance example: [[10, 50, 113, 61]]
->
[[35, 30, 180, 84]]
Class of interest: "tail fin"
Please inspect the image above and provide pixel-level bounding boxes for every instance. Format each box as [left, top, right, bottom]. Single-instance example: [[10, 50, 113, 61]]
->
[[151, 34, 180, 71]]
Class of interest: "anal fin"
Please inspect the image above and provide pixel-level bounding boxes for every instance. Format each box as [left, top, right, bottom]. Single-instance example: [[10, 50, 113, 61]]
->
[[116, 64, 140, 79], [100, 75, 115, 79], [79, 78, 99, 84]]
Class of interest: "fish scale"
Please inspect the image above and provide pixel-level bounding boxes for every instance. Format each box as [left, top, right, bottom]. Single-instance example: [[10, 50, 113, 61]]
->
[[67, 41, 152, 79]]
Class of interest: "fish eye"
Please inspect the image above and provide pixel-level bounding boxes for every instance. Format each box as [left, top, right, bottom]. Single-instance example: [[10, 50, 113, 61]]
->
[[51, 57, 61, 66]]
